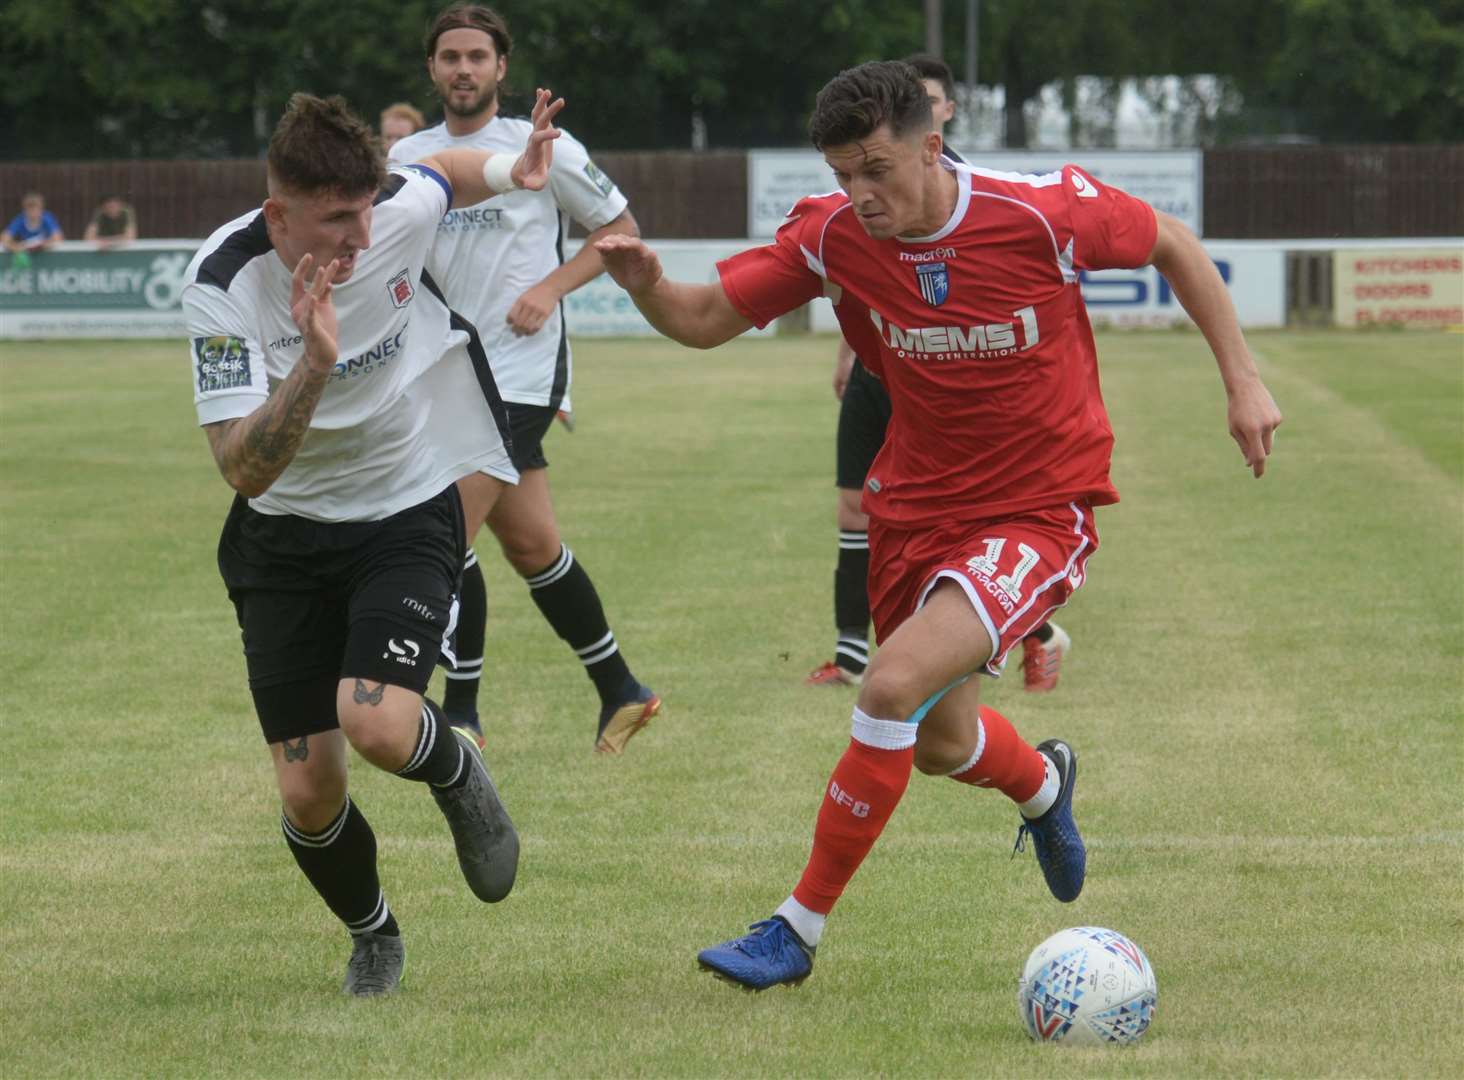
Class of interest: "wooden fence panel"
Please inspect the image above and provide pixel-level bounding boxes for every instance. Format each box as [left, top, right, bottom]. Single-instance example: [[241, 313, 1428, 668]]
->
[[3, 146, 1459, 242], [1204, 146, 1464, 238], [575, 151, 746, 238], [0, 160, 266, 240]]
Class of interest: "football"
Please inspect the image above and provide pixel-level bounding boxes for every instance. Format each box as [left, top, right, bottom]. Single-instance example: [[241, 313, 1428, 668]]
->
[[1016, 926, 1158, 1046]]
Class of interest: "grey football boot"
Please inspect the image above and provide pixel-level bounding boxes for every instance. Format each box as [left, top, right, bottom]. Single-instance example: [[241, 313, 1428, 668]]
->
[[343, 931, 405, 997], [432, 727, 519, 902]]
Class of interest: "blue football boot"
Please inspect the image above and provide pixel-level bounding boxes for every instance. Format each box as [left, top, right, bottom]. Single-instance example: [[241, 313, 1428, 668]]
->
[[444, 707, 483, 749], [697, 917, 815, 990], [1013, 739, 1086, 902]]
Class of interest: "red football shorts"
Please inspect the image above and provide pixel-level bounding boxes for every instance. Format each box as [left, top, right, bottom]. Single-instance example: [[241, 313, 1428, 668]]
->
[[867, 501, 1100, 675]]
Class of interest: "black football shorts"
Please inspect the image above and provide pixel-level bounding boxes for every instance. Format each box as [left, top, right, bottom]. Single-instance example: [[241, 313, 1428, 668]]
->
[[216, 486, 466, 743], [836, 359, 893, 491], [502, 401, 559, 472]]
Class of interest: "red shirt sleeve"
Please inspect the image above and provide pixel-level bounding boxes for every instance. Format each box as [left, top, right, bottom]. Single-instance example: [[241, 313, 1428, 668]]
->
[[1064, 165, 1158, 271], [716, 197, 832, 329]]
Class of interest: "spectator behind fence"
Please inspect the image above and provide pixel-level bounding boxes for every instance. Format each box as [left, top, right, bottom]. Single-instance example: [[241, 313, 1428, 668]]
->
[[84, 194, 138, 249], [3, 192, 64, 259], [380, 102, 426, 151]]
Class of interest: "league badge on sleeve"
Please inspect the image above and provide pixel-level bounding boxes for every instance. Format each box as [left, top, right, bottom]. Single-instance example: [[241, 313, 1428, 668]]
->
[[916, 261, 950, 307], [387, 269, 415, 309], [193, 336, 252, 392], [583, 161, 615, 197]]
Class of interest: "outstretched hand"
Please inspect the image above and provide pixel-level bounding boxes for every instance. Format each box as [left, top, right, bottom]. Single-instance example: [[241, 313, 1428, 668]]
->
[[510, 89, 566, 191], [1227, 376, 1283, 478], [594, 233, 663, 295], [290, 253, 339, 372]]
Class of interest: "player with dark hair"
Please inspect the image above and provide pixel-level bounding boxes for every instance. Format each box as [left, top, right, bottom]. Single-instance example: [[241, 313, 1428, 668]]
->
[[902, 52, 957, 127], [392, 3, 657, 755], [809, 53, 1071, 694], [597, 60, 1281, 989], [183, 88, 564, 996]]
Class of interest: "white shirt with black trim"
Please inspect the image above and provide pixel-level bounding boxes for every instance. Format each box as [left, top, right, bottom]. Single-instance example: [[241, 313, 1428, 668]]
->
[[182, 164, 516, 523], [389, 116, 629, 411]]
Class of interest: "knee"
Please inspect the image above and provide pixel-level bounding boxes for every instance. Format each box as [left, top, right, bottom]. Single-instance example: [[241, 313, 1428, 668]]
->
[[497, 526, 561, 577], [279, 772, 347, 832], [857, 663, 926, 723], [507, 542, 561, 577], [337, 695, 419, 770], [913, 734, 972, 776]]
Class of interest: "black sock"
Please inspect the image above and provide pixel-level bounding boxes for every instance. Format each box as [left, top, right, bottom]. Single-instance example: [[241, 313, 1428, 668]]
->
[[834, 531, 871, 674], [282, 795, 400, 937], [394, 700, 469, 788], [525, 544, 634, 706], [444, 550, 486, 717], [1028, 622, 1054, 644]]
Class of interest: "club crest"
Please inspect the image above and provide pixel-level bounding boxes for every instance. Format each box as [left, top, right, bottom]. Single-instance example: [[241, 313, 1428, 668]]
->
[[915, 261, 949, 306], [387, 269, 414, 308]]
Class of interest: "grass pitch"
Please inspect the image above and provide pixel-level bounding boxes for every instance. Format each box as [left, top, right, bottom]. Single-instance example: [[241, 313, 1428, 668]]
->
[[1, 328, 1461, 1078]]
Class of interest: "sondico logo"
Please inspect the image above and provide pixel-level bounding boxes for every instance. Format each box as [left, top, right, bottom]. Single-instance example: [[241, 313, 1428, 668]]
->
[[828, 780, 871, 818], [384, 638, 421, 666], [869, 305, 1041, 360]]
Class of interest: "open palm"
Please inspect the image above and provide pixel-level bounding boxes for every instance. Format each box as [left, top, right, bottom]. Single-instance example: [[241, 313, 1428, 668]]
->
[[290, 253, 340, 368], [510, 88, 566, 192]]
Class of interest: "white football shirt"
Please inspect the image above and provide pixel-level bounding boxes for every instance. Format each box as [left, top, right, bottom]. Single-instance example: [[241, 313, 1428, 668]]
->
[[183, 164, 517, 523], [389, 116, 629, 411]]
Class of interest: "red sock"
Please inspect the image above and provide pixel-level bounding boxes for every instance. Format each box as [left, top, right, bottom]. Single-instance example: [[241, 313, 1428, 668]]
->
[[948, 705, 1046, 802], [792, 737, 914, 914]]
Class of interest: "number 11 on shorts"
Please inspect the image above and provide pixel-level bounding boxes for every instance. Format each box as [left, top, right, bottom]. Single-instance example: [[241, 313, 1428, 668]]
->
[[966, 539, 1041, 603]]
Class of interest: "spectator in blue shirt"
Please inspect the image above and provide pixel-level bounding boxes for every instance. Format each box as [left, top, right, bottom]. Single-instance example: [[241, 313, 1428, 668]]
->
[[3, 192, 64, 253]]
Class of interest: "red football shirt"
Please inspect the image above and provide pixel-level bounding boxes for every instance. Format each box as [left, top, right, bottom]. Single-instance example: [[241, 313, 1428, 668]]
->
[[718, 163, 1157, 526]]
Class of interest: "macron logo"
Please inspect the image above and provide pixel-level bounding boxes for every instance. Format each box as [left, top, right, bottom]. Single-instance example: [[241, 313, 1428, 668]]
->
[[1071, 172, 1099, 199]]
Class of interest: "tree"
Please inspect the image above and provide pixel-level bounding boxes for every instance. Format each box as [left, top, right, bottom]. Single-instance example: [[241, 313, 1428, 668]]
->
[[0, 0, 924, 159], [1, 0, 1458, 159], [1233, 0, 1464, 142], [952, 0, 1173, 148]]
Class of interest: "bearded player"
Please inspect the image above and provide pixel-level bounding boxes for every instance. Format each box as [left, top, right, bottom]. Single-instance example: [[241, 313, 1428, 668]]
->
[[597, 60, 1281, 989]]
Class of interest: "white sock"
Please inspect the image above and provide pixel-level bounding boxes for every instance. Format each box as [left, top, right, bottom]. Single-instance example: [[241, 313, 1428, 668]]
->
[[774, 895, 825, 948], [1018, 755, 1060, 820]]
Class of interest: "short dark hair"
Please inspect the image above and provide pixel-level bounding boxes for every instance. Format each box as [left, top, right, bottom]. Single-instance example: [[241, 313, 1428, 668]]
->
[[808, 61, 932, 149], [267, 93, 386, 198], [425, 3, 512, 59], [903, 53, 955, 100]]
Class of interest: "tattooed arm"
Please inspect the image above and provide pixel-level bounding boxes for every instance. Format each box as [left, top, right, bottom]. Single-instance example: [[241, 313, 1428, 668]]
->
[[204, 253, 340, 498]]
